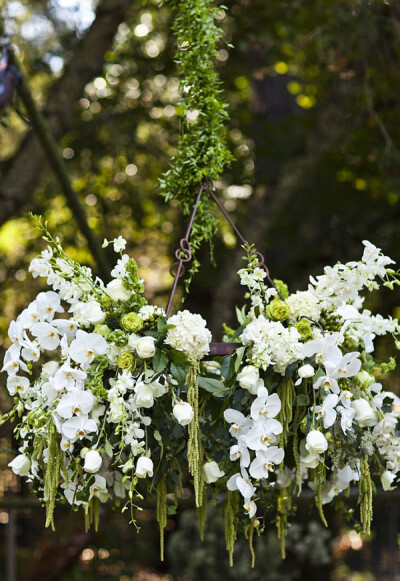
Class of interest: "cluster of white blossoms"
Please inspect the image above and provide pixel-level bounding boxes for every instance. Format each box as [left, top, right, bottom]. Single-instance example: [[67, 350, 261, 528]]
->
[[3, 233, 215, 522], [222, 240, 400, 532], [241, 316, 304, 374], [309, 240, 396, 310], [165, 310, 212, 361], [224, 384, 284, 518], [4, 235, 400, 557]]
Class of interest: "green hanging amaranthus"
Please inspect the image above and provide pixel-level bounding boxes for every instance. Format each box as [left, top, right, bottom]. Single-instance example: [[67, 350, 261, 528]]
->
[[160, 0, 233, 270]]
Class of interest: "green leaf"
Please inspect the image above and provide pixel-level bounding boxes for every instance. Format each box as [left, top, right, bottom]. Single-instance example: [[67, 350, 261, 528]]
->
[[285, 362, 298, 379], [232, 325, 244, 340], [153, 350, 168, 374], [157, 317, 167, 333], [104, 440, 113, 458], [197, 376, 230, 397], [171, 363, 188, 385], [170, 349, 189, 365], [221, 355, 232, 379], [233, 346, 246, 372]]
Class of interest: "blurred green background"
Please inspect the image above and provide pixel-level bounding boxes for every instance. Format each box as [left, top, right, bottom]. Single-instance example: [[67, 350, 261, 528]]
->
[[1, 0, 400, 579]]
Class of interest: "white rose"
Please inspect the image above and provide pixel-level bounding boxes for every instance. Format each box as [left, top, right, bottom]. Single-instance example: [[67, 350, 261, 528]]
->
[[136, 336, 156, 359], [9, 454, 31, 476], [134, 381, 154, 408], [351, 398, 376, 427], [70, 300, 105, 325], [301, 451, 321, 469], [203, 461, 225, 484], [84, 450, 102, 474], [106, 279, 131, 301], [173, 401, 194, 426], [381, 470, 396, 491], [237, 365, 263, 395], [305, 430, 328, 455], [136, 456, 153, 478], [298, 364, 315, 379]]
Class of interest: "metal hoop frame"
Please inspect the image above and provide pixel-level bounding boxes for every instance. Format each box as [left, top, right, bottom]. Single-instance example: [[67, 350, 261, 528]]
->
[[166, 180, 281, 356]]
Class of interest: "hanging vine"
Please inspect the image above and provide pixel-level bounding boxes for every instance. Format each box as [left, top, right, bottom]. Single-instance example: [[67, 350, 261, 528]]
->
[[160, 0, 233, 263]]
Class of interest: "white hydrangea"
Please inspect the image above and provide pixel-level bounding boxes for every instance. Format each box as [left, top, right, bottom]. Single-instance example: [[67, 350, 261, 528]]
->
[[285, 290, 322, 324], [241, 316, 304, 374], [165, 310, 212, 361]]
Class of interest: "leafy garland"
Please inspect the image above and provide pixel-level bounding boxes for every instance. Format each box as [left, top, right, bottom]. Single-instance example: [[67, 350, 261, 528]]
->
[[160, 0, 233, 262]]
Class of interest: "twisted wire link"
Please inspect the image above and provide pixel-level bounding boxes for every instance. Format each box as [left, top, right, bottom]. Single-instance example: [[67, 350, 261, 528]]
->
[[166, 179, 281, 316]]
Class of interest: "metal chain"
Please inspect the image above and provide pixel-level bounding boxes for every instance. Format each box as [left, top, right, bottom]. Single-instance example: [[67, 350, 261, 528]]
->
[[166, 179, 281, 316]]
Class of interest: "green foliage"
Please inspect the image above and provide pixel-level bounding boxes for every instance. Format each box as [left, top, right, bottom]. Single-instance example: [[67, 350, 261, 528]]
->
[[160, 0, 233, 259]]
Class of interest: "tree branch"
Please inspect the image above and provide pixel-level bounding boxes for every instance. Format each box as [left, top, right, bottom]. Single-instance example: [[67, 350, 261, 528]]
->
[[17, 74, 111, 281], [0, 0, 132, 226]]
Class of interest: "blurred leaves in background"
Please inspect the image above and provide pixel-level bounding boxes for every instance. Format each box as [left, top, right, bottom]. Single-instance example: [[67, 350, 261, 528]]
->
[[1, 0, 400, 578]]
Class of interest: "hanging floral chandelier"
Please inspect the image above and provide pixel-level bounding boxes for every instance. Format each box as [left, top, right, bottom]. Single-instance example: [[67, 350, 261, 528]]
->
[[3, 0, 400, 567]]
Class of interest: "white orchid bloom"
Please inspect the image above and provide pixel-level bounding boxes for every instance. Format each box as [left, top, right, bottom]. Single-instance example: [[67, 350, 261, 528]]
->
[[249, 446, 284, 480], [20, 333, 41, 362], [313, 374, 340, 394], [61, 414, 98, 441], [227, 469, 255, 499], [223, 408, 252, 438], [243, 499, 257, 518], [18, 303, 41, 330], [31, 322, 60, 350], [339, 390, 353, 409], [89, 475, 109, 502], [2, 343, 28, 376], [334, 352, 361, 378], [7, 375, 30, 396], [245, 419, 283, 450], [250, 386, 281, 422], [56, 390, 95, 419], [69, 330, 107, 367], [315, 393, 339, 429], [54, 359, 87, 391], [35, 291, 63, 322], [60, 438, 74, 453], [229, 436, 251, 468], [53, 319, 79, 340], [302, 335, 342, 367], [8, 320, 24, 344]]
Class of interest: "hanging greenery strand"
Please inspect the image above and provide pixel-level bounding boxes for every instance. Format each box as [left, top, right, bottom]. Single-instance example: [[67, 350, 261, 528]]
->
[[160, 0, 233, 261]]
